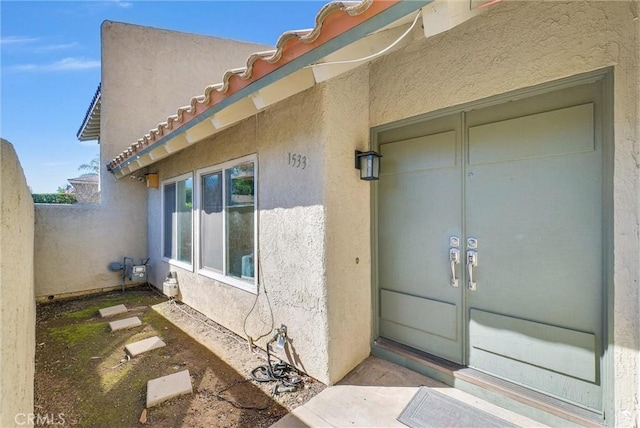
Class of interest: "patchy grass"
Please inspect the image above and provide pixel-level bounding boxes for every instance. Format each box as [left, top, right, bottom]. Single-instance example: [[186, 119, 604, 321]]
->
[[62, 299, 120, 320], [35, 287, 294, 427], [49, 322, 107, 344]]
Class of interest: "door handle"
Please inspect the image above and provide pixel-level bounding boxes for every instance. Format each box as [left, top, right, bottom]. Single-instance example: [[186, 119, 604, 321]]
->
[[467, 249, 478, 291], [449, 237, 460, 288], [450, 248, 460, 288]]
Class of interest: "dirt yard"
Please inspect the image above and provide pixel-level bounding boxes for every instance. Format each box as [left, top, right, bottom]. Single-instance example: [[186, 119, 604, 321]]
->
[[35, 287, 324, 427]]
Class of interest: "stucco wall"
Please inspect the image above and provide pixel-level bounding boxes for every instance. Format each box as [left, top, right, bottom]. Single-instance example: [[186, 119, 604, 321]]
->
[[35, 22, 269, 298], [0, 139, 35, 427], [147, 66, 375, 384], [369, 1, 639, 425], [142, 0, 638, 418], [321, 68, 373, 382], [147, 85, 333, 383]]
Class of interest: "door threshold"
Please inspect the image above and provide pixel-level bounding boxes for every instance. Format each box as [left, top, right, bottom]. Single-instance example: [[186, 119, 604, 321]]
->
[[372, 338, 605, 428]]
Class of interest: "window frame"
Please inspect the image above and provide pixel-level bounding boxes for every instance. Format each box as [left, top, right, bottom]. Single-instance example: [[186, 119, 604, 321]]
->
[[161, 171, 194, 271], [195, 154, 259, 293]]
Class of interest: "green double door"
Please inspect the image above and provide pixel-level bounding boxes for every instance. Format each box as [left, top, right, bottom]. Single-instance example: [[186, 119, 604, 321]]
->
[[377, 82, 604, 412]]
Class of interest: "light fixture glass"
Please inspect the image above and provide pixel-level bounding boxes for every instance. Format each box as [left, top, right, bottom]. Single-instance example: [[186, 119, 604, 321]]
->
[[355, 150, 382, 181]]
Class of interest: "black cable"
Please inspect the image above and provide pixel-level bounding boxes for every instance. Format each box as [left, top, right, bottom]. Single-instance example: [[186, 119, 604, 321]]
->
[[249, 343, 303, 392], [215, 379, 270, 411]]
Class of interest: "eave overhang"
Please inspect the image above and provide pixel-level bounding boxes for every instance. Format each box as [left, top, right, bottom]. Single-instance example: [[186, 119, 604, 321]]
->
[[77, 83, 101, 142], [108, 0, 435, 178]]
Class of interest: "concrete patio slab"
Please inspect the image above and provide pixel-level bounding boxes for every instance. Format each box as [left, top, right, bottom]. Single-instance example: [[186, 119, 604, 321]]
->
[[273, 405, 332, 428], [99, 304, 128, 318], [125, 336, 166, 357], [109, 316, 142, 332], [275, 385, 418, 427], [271, 357, 545, 428], [146, 370, 192, 408]]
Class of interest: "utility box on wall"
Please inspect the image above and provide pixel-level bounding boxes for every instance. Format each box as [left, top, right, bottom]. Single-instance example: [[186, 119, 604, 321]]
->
[[129, 264, 147, 281], [145, 173, 159, 188], [163, 271, 179, 297]]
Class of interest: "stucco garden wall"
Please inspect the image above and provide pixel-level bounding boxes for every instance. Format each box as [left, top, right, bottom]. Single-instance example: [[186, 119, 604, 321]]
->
[[368, 1, 639, 425], [0, 139, 35, 427], [35, 22, 269, 298]]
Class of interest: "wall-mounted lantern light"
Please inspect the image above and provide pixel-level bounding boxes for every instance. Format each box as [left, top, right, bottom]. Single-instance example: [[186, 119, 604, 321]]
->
[[355, 150, 382, 181]]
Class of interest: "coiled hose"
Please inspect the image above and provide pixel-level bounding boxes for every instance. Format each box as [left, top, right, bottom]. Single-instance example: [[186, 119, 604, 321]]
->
[[250, 344, 303, 394]]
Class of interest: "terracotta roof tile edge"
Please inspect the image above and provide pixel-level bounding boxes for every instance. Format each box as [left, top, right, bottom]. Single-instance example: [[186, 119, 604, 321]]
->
[[108, 0, 375, 172]]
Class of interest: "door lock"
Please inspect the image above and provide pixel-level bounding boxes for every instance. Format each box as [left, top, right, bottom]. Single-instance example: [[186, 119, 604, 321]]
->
[[467, 237, 478, 249]]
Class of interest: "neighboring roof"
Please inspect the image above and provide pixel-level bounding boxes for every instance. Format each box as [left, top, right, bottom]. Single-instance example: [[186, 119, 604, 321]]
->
[[77, 84, 101, 142], [68, 174, 100, 185], [108, 0, 431, 177]]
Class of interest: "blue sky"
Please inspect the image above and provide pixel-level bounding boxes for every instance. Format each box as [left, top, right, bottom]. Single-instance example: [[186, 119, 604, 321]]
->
[[1, 1, 325, 193]]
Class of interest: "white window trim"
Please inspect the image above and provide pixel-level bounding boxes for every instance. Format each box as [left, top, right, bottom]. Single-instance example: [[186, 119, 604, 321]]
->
[[161, 171, 194, 272], [195, 154, 258, 294]]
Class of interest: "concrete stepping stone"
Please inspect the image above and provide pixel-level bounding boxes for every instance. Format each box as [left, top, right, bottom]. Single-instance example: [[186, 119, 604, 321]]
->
[[146, 370, 192, 407], [109, 316, 142, 332], [99, 304, 128, 318], [125, 336, 166, 357]]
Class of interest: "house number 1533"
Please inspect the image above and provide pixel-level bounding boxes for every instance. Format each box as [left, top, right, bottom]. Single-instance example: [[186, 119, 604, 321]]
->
[[288, 152, 307, 169]]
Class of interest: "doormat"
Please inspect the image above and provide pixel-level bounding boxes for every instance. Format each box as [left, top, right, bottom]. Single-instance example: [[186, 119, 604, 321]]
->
[[398, 387, 519, 428]]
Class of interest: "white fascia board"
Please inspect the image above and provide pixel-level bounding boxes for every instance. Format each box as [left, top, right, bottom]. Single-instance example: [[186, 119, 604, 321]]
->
[[165, 134, 189, 153], [212, 97, 258, 129], [311, 23, 410, 83], [149, 145, 169, 160], [422, 0, 482, 38], [250, 68, 316, 110], [185, 118, 216, 143]]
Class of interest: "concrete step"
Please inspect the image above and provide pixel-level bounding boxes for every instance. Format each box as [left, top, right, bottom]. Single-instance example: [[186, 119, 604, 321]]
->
[[146, 370, 192, 408], [99, 304, 128, 318], [109, 316, 142, 332], [125, 336, 166, 357]]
